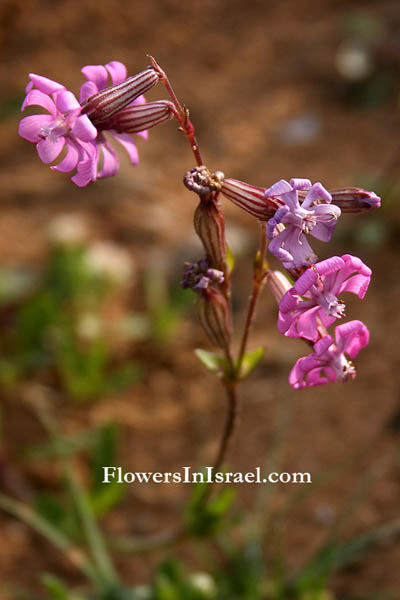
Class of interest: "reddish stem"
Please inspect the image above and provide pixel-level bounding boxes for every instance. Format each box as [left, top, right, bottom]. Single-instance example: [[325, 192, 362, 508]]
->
[[148, 56, 204, 167], [236, 222, 268, 373]]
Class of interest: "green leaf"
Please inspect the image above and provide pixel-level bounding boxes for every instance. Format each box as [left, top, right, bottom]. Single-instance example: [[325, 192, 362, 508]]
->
[[239, 347, 264, 379], [41, 574, 69, 600], [185, 481, 236, 537], [195, 349, 225, 374]]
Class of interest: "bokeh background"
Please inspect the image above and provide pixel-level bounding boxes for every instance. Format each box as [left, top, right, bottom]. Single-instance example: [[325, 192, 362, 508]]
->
[[1, 0, 400, 597]]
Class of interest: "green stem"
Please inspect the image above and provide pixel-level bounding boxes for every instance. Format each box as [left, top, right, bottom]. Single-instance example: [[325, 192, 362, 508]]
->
[[29, 400, 119, 586], [0, 492, 99, 585], [236, 222, 268, 375], [64, 466, 119, 586]]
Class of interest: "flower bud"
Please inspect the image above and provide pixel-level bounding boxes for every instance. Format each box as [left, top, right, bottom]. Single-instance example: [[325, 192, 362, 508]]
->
[[99, 100, 174, 134], [181, 260, 224, 293], [221, 178, 281, 220], [298, 187, 381, 213], [194, 200, 227, 272], [81, 68, 160, 125], [198, 287, 232, 349]]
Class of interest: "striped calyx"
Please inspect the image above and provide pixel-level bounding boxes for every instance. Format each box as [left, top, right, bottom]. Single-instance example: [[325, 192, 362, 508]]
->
[[81, 68, 160, 124], [320, 188, 381, 213], [99, 100, 174, 134], [194, 199, 227, 273], [198, 288, 232, 349], [221, 178, 281, 220]]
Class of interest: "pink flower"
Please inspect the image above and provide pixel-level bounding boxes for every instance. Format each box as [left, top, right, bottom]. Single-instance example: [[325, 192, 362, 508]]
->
[[278, 254, 371, 342], [289, 320, 370, 389], [18, 74, 98, 187], [266, 178, 341, 269], [79, 61, 149, 179]]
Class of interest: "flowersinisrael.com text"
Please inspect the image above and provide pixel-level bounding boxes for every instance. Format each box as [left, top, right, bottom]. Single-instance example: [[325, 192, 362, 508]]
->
[[102, 467, 312, 485]]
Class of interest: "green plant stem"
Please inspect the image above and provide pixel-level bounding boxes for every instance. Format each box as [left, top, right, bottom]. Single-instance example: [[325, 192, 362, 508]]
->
[[64, 466, 119, 586], [236, 222, 268, 375], [28, 398, 119, 586], [0, 493, 99, 584], [110, 526, 186, 554]]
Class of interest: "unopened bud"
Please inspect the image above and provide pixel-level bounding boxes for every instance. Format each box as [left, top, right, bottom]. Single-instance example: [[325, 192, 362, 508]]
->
[[266, 270, 293, 303], [99, 100, 174, 134], [181, 260, 224, 293], [221, 178, 281, 220], [81, 68, 160, 125], [194, 200, 227, 272], [198, 288, 232, 349], [298, 187, 381, 213], [326, 188, 381, 213]]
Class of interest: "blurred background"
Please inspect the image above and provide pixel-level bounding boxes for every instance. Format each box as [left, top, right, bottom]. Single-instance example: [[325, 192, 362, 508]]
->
[[1, 0, 400, 598]]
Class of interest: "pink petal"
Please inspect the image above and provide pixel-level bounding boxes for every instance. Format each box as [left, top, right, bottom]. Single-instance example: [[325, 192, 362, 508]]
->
[[37, 137, 65, 163], [265, 179, 292, 196], [56, 90, 80, 113], [302, 182, 332, 208], [71, 155, 96, 187], [289, 178, 312, 191], [132, 95, 146, 106], [22, 89, 56, 114], [98, 143, 119, 178], [28, 73, 65, 94], [315, 256, 344, 277], [18, 114, 53, 142], [335, 321, 369, 359], [71, 114, 97, 142], [106, 61, 127, 85], [111, 132, 139, 165], [81, 65, 108, 90], [340, 274, 370, 298], [50, 142, 79, 172], [80, 81, 99, 103], [135, 128, 148, 140]]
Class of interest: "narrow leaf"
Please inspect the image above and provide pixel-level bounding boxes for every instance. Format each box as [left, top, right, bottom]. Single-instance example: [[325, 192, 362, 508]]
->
[[239, 347, 264, 379], [195, 349, 225, 373]]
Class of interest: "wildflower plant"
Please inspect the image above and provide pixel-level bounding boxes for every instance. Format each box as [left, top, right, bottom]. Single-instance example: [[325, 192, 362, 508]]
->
[[18, 56, 381, 472], [0, 51, 392, 600]]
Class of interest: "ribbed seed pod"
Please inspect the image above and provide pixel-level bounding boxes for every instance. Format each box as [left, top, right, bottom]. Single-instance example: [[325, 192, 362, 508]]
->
[[81, 68, 160, 124], [194, 199, 227, 272], [221, 178, 281, 220], [198, 288, 232, 349]]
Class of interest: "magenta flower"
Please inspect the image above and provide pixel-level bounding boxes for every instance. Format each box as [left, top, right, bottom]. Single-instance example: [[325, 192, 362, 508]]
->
[[266, 178, 341, 269], [80, 61, 149, 179], [18, 74, 98, 186], [278, 254, 371, 341], [289, 320, 370, 389]]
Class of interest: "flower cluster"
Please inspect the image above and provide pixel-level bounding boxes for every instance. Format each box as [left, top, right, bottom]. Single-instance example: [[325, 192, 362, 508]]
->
[[18, 61, 174, 186], [19, 58, 381, 391], [221, 176, 379, 389]]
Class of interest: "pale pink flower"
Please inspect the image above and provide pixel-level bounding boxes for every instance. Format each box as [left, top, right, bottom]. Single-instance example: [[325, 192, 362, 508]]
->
[[18, 74, 98, 186]]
